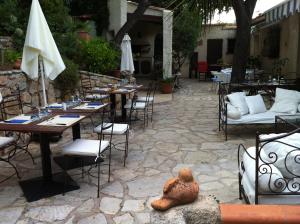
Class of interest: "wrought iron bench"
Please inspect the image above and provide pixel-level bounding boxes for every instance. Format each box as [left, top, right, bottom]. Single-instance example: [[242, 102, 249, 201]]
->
[[238, 128, 300, 204]]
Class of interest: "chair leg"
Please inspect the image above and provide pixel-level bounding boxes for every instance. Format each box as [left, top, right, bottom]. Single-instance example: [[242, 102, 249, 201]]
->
[[143, 109, 146, 129], [20, 146, 35, 165], [108, 146, 112, 183], [238, 173, 242, 200], [124, 131, 129, 167], [151, 102, 154, 122], [6, 159, 20, 179], [97, 158, 100, 198], [63, 156, 68, 196]]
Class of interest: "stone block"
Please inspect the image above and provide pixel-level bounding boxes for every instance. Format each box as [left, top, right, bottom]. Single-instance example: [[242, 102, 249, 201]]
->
[[150, 196, 220, 224]]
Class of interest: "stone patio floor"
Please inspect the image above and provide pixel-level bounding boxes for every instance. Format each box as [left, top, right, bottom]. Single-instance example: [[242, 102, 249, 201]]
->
[[0, 79, 275, 224]]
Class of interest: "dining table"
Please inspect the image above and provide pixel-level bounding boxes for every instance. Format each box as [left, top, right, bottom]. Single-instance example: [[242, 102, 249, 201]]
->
[[90, 84, 143, 121], [0, 102, 108, 202]]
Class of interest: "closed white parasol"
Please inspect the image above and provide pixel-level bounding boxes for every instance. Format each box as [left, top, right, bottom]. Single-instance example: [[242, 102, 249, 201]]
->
[[21, 0, 65, 106], [120, 34, 135, 74]]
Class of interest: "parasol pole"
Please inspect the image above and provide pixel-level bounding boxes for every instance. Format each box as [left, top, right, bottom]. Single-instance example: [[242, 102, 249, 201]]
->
[[39, 56, 48, 107]]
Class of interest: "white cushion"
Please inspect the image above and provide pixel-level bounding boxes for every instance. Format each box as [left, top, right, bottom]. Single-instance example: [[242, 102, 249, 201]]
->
[[0, 136, 15, 148], [245, 95, 267, 115], [227, 111, 300, 125], [227, 92, 249, 115], [137, 96, 154, 102], [227, 103, 241, 120], [242, 146, 285, 193], [85, 94, 109, 100], [270, 88, 300, 114], [260, 133, 300, 178], [63, 139, 109, 157], [94, 123, 128, 135], [242, 172, 300, 204], [298, 104, 300, 112], [124, 101, 146, 109]]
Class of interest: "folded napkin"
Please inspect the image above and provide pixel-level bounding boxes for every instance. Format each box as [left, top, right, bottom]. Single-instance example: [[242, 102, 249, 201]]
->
[[5, 119, 28, 124], [48, 106, 63, 109], [87, 102, 102, 106], [59, 114, 80, 118]]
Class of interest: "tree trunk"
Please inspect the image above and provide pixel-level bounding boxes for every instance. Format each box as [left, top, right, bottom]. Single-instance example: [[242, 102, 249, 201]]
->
[[114, 0, 151, 45], [231, 0, 257, 83]]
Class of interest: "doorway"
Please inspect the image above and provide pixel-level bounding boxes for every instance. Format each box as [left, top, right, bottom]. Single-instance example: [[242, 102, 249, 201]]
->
[[207, 39, 223, 64]]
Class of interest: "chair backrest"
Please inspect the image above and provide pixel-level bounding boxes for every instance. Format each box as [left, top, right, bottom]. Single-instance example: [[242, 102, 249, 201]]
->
[[80, 74, 93, 97], [0, 88, 23, 120], [152, 82, 158, 99], [97, 108, 115, 156], [145, 82, 153, 106], [128, 97, 137, 126], [197, 61, 208, 73]]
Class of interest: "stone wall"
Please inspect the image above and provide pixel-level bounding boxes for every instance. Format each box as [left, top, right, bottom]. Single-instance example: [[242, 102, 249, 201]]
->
[[0, 70, 121, 114], [0, 70, 57, 112], [79, 71, 120, 87]]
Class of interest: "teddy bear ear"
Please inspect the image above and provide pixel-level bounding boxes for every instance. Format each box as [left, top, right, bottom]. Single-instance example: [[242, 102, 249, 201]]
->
[[178, 168, 194, 182]]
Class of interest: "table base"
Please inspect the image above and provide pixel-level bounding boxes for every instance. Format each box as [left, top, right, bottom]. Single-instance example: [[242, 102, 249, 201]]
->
[[19, 172, 79, 202]]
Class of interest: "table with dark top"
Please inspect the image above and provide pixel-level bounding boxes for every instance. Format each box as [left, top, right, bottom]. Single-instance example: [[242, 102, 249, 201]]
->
[[0, 103, 108, 202]]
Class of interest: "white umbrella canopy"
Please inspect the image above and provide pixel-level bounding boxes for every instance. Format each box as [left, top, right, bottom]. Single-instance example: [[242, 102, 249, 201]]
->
[[21, 0, 65, 106], [120, 34, 135, 74]]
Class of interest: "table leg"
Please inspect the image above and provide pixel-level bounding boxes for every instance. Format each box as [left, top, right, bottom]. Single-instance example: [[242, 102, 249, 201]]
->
[[40, 133, 52, 181], [72, 123, 81, 140], [110, 94, 116, 116], [121, 94, 127, 121], [19, 132, 79, 202]]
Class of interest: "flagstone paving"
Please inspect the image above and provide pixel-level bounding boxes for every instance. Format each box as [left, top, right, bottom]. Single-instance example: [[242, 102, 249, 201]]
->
[[0, 79, 274, 223]]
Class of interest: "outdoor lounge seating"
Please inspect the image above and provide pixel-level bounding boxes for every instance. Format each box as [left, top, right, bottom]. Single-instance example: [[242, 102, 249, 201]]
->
[[238, 128, 300, 204], [219, 84, 300, 140]]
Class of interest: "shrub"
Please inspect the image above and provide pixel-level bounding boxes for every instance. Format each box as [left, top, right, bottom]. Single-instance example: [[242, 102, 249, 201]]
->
[[80, 38, 120, 74], [4, 49, 21, 64], [54, 58, 80, 99]]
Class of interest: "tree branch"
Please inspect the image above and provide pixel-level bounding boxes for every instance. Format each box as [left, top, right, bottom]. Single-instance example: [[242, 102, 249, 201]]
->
[[114, 0, 151, 45]]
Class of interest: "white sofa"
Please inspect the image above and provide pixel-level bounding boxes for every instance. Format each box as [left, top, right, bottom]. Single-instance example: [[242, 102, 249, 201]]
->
[[219, 87, 300, 140], [238, 131, 300, 204]]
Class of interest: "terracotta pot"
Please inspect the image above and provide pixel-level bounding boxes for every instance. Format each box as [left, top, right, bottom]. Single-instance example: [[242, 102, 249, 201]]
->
[[161, 82, 173, 94], [14, 58, 22, 69], [113, 70, 121, 78], [78, 31, 91, 41]]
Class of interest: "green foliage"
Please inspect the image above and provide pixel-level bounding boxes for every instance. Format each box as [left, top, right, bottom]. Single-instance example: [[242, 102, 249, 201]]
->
[[247, 56, 261, 69], [272, 58, 289, 76], [0, 0, 81, 60], [173, 8, 202, 70], [161, 77, 174, 84], [66, 0, 109, 35], [80, 38, 120, 74], [0, 0, 22, 35], [4, 49, 21, 64], [54, 58, 80, 98]]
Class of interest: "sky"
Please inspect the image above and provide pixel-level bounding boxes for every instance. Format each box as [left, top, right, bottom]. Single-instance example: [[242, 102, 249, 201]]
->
[[211, 0, 286, 24]]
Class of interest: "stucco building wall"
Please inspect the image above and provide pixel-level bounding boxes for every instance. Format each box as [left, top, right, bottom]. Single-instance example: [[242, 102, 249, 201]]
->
[[251, 13, 300, 79], [180, 24, 236, 78], [195, 25, 236, 65]]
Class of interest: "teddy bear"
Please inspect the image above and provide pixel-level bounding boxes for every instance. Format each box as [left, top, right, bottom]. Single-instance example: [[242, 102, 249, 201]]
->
[[151, 168, 199, 211]]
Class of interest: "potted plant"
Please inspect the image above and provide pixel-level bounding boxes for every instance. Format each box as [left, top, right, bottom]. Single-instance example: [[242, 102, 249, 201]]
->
[[160, 77, 174, 94], [4, 49, 21, 69]]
